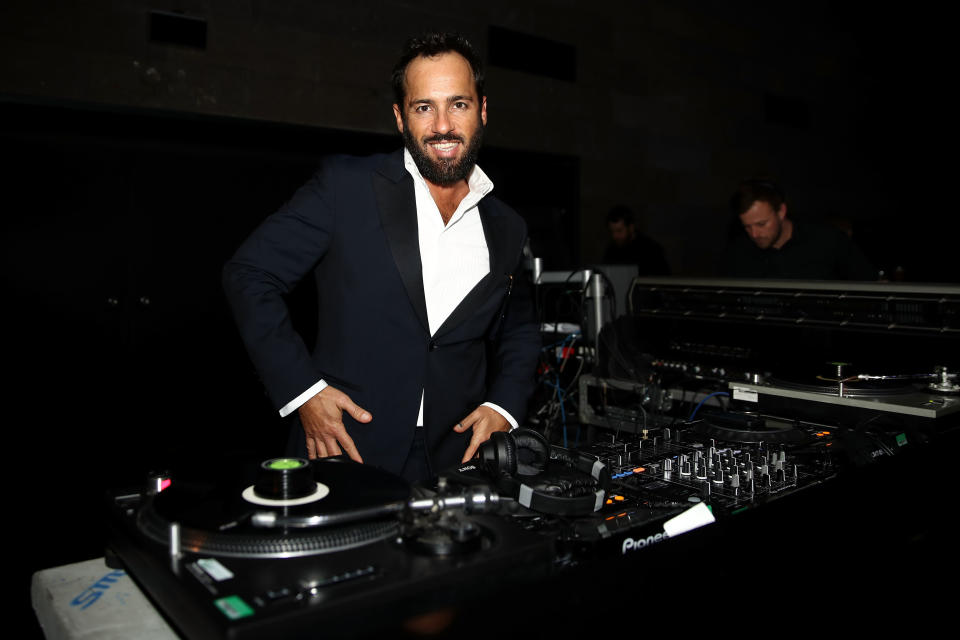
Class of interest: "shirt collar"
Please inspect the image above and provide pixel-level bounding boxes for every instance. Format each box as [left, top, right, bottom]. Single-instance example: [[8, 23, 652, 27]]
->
[[402, 148, 494, 206]]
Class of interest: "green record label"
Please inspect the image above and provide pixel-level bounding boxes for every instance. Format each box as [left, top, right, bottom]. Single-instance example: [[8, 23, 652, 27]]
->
[[266, 458, 306, 470]]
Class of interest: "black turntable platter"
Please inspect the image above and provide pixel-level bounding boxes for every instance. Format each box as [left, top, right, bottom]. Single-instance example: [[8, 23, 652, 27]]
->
[[137, 457, 411, 558], [692, 412, 810, 444]]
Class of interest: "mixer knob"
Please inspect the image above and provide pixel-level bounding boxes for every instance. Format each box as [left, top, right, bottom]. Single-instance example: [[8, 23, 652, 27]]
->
[[729, 472, 740, 488], [712, 468, 724, 485]]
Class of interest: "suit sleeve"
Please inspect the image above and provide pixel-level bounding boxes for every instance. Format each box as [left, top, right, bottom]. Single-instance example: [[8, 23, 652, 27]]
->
[[222, 160, 339, 412], [484, 228, 541, 425]]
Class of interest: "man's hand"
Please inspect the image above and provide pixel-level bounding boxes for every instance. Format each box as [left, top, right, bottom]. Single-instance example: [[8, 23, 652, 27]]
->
[[453, 405, 510, 463], [298, 386, 371, 463]]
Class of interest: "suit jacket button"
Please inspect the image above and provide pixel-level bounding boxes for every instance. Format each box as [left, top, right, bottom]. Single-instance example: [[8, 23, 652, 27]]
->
[[429, 341, 439, 351]]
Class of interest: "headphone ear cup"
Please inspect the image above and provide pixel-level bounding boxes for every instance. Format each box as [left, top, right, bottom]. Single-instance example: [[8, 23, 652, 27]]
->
[[479, 431, 517, 475], [511, 428, 550, 476]]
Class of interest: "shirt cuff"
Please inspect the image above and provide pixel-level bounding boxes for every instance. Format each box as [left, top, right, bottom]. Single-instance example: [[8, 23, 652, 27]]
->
[[481, 402, 518, 430], [279, 379, 328, 418]]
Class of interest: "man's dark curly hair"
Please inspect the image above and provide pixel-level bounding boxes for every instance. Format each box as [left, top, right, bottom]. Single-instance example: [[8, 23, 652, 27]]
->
[[391, 32, 485, 107]]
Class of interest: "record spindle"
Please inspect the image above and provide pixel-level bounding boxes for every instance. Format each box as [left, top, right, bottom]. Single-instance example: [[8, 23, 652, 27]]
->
[[253, 458, 318, 500]]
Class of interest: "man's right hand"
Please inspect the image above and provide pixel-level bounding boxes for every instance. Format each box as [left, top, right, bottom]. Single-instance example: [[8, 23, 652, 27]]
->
[[298, 386, 372, 463]]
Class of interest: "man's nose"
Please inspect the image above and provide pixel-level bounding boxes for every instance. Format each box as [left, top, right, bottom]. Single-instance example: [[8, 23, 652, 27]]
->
[[432, 109, 452, 134]]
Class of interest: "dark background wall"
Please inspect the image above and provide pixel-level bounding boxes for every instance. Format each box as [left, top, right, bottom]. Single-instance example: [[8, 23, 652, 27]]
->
[[3, 1, 951, 276], [3, 2, 952, 636]]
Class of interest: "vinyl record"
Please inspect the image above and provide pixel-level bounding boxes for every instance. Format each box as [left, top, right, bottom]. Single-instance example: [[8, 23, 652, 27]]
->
[[137, 457, 411, 558]]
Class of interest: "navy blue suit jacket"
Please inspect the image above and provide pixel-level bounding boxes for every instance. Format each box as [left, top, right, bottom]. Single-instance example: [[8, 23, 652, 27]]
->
[[223, 150, 540, 475]]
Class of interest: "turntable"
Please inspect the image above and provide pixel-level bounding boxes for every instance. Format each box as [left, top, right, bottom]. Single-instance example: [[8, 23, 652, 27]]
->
[[730, 363, 960, 421], [106, 456, 554, 640]]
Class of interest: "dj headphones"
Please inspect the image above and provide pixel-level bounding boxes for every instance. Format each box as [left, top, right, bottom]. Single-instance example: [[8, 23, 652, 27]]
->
[[477, 428, 610, 516]]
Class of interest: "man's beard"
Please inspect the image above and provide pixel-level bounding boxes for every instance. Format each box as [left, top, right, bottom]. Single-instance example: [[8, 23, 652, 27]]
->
[[749, 217, 782, 250], [760, 219, 784, 249], [402, 118, 484, 186]]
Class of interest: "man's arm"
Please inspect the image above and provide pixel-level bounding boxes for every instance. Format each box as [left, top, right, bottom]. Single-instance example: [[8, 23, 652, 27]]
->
[[223, 167, 336, 409], [223, 159, 371, 459]]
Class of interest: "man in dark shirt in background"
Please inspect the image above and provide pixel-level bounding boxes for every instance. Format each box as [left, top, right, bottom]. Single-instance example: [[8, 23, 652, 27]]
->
[[720, 178, 876, 280], [602, 205, 671, 275]]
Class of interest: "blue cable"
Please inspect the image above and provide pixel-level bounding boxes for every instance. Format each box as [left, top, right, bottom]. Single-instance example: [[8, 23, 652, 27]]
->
[[542, 331, 581, 352], [555, 378, 568, 447], [688, 391, 730, 422]]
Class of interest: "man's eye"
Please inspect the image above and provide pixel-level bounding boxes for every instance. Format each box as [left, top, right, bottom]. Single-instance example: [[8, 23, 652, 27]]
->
[[414, 105, 431, 113], [453, 102, 467, 110]]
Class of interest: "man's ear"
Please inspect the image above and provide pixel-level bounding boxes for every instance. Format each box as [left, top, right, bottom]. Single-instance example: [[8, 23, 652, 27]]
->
[[777, 204, 787, 220], [392, 103, 404, 133], [480, 96, 487, 126]]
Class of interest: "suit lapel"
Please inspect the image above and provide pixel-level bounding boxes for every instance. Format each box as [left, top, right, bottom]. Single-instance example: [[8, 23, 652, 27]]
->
[[433, 200, 512, 339], [373, 153, 430, 334]]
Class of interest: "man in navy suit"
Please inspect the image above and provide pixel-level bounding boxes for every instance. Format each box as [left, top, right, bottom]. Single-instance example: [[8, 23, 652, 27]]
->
[[223, 33, 540, 482]]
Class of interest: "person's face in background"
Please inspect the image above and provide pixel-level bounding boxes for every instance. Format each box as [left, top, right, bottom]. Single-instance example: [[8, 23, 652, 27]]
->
[[739, 200, 787, 249], [608, 220, 636, 247]]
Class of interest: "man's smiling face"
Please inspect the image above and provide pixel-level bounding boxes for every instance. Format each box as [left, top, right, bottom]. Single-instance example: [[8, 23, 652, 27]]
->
[[393, 51, 487, 186]]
